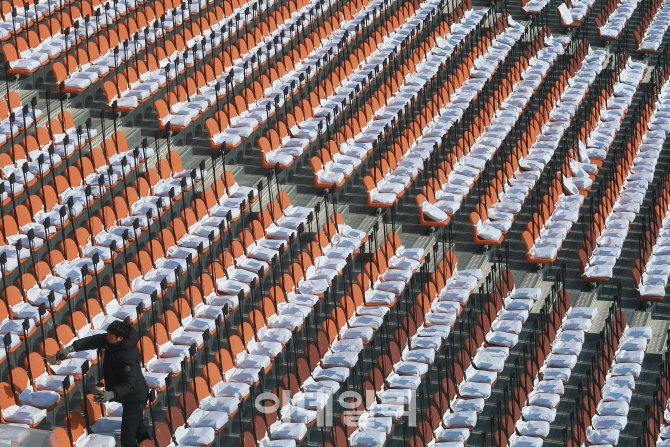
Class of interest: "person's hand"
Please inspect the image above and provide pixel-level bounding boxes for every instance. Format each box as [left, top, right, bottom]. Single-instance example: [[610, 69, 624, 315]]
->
[[94, 391, 115, 403], [56, 346, 73, 361]]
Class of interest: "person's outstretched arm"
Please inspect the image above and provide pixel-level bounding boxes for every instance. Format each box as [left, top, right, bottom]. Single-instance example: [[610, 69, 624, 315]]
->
[[57, 333, 107, 360], [72, 333, 107, 352]]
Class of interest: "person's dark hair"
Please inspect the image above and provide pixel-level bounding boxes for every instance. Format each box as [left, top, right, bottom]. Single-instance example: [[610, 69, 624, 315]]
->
[[107, 321, 132, 339]]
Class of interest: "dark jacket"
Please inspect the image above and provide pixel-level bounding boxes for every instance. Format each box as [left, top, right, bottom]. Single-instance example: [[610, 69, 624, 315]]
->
[[72, 328, 149, 404]]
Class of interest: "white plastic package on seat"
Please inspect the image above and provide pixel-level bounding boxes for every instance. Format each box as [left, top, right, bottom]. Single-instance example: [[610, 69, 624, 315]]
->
[[508, 433, 544, 447], [434, 427, 470, 443], [521, 405, 556, 422], [527, 392, 560, 409], [174, 426, 216, 445], [349, 430, 386, 447], [591, 415, 627, 430], [585, 426, 619, 445], [442, 410, 477, 429], [515, 420, 550, 438]]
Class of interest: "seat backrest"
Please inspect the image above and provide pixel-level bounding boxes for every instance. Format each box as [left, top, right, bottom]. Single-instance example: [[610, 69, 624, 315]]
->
[[192, 376, 210, 403], [9, 367, 29, 392], [178, 391, 198, 418], [362, 176, 376, 192], [521, 231, 534, 253], [82, 394, 103, 422], [139, 336, 156, 364], [205, 118, 219, 138], [155, 99, 169, 120], [149, 323, 169, 346], [2, 44, 17, 63], [154, 422, 173, 447], [166, 405, 184, 430], [162, 309, 180, 334], [167, 150, 183, 172], [56, 321, 78, 346], [64, 412, 86, 442], [51, 427, 70, 447], [52, 61, 70, 84]]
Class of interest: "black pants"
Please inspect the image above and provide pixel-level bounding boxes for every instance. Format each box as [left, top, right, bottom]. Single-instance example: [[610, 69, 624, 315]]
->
[[121, 400, 151, 447]]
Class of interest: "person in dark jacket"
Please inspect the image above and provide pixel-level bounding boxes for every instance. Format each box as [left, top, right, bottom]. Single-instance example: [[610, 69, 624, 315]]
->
[[57, 321, 151, 447]]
